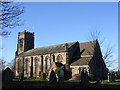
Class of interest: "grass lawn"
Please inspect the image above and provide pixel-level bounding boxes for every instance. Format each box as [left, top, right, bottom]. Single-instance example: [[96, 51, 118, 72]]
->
[[12, 77, 19, 81], [12, 77, 120, 85], [24, 78, 48, 81], [89, 81, 97, 83], [89, 79, 120, 85], [12, 77, 48, 82]]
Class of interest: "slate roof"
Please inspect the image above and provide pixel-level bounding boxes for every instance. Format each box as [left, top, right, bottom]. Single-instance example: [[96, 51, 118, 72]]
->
[[70, 57, 92, 66], [17, 42, 77, 57], [17, 40, 98, 66], [71, 40, 97, 66], [79, 40, 96, 55]]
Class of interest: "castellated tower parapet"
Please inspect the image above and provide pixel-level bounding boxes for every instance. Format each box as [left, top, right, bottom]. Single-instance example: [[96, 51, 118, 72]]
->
[[16, 30, 34, 56], [18, 30, 34, 35]]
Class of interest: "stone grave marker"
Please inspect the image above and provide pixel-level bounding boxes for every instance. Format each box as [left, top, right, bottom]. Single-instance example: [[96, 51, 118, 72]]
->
[[80, 69, 89, 85], [58, 69, 64, 84], [43, 73, 46, 80], [2, 67, 13, 87], [49, 70, 57, 84]]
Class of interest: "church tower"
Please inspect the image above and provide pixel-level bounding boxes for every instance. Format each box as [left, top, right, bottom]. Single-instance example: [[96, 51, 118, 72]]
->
[[16, 30, 34, 55]]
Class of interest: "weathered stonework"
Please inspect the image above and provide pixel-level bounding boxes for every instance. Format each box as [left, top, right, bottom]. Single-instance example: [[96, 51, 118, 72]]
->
[[15, 51, 67, 79], [15, 30, 108, 81]]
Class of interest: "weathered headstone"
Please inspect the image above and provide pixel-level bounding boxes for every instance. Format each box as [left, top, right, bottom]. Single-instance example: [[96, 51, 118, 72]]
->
[[64, 69, 72, 80], [108, 72, 115, 82], [42, 73, 46, 80], [80, 69, 89, 85], [2, 67, 13, 87], [58, 69, 64, 84], [19, 72, 24, 81], [49, 70, 57, 84], [108, 72, 110, 82], [111, 72, 115, 82]]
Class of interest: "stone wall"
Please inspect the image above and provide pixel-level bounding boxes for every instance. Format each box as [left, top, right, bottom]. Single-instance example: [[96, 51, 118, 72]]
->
[[15, 52, 67, 79], [70, 65, 89, 80]]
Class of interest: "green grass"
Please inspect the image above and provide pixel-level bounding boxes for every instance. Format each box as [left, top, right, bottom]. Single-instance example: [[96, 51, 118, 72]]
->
[[108, 79, 120, 85], [89, 81, 97, 83], [115, 79, 120, 82], [24, 78, 48, 81], [89, 79, 120, 85], [100, 80, 108, 84], [12, 77, 19, 81], [12, 77, 120, 85], [64, 80, 70, 82], [12, 77, 48, 82]]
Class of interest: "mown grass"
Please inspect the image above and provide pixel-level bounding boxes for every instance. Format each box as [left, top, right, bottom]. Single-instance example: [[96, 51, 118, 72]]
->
[[115, 79, 120, 82], [12, 77, 48, 82], [12, 77, 19, 81], [89, 81, 97, 83], [24, 78, 48, 81], [89, 79, 120, 85], [12, 77, 120, 85]]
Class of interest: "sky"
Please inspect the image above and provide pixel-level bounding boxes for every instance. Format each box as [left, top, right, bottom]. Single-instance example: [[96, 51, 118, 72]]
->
[[118, 1, 120, 71], [2, 2, 118, 70], [13, 0, 119, 2]]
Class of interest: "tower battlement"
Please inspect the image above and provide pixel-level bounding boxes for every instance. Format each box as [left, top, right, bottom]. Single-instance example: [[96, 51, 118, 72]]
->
[[16, 30, 34, 55], [18, 30, 34, 36]]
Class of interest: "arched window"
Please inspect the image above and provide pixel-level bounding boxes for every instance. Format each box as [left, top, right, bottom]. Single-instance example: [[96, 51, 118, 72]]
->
[[53, 55, 55, 62], [30, 57, 33, 77], [34, 57, 39, 76], [41, 56, 43, 72], [17, 59, 22, 74], [25, 58, 29, 75], [78, 67, 81, 74], [19, 38, 23, 51], [56, 54, 63, 63], [45, 56, 50, 73]]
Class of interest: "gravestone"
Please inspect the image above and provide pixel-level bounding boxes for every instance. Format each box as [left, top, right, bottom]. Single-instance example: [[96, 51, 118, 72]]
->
[[80, 69, 89, 85], [58, 69, 64, 84], [64, 69, 72, 80], [2, 67, 14, 87], [108, 72, 115, 82], [42, 73, 46, 80], [19, 72, 24, 81], [49, 70, 57, 84]]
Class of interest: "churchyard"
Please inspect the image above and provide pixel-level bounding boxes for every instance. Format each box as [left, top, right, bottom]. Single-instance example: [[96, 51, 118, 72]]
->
[[12, 76, 120, 85], [2, 67, 120, 89], [89, 79, 120, 85]]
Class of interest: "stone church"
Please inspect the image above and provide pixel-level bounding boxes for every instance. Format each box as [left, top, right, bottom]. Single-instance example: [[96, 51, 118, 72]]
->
[[15, 30, 108, 81]]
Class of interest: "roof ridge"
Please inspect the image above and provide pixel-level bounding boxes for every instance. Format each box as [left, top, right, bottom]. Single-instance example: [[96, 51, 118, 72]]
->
[[79, 40, 97, 44], [17, 41, 78, 57], [34, 41, 77, 49]]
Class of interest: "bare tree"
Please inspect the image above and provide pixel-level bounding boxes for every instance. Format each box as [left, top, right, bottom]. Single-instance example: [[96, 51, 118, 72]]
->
[[0, 1, 24, 72], [88, 29, 105, 45], [0, 0, 24, 37], [0, 59, 7, 70], [6, 59, 15, 69], [88, 30, 116, 70]]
